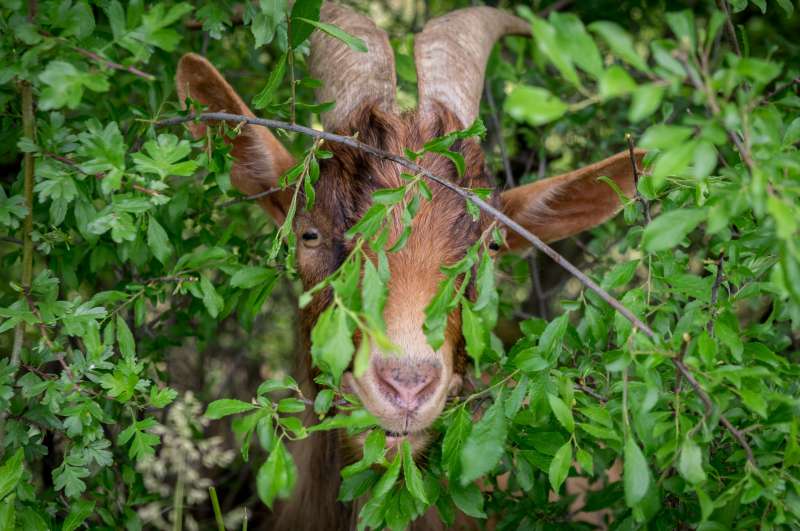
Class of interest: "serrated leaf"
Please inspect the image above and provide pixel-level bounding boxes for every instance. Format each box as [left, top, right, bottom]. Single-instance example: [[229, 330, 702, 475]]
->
[[548, 441, 572, 493]]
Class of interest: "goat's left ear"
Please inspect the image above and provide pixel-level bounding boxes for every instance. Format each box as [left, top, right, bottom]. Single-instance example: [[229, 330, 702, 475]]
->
[[500, 149, 645, 250]]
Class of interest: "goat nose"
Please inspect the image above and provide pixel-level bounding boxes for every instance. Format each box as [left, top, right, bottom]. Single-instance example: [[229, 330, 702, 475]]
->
[[373, 358, 442, 410]]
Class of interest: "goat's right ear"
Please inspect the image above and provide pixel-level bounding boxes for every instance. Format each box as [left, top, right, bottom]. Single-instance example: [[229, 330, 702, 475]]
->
[[176, 53, 295, 223]]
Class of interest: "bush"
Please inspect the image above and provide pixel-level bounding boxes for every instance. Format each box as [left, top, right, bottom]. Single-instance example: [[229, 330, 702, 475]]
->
[[1, 0, 798, 529]]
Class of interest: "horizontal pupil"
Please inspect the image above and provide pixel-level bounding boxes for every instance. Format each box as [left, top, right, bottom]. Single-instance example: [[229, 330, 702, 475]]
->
[[302, 232, 318, 240]]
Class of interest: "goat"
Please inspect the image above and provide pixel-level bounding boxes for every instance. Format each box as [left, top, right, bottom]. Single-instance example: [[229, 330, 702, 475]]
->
[[175, 3, 642, 529]]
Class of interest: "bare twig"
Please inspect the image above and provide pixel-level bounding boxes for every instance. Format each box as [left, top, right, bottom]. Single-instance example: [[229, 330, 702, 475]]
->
[[154, 111, 758, 465], [1, 236, 23, 245], [575, 383, 606, 403], [626, 133, 651, 223], [539, 0, 574, 17], [716, 0, 741, 56], [70, 45, 156, 81], [483, 81, 514, 188], [528, 251, 548, 319], [218, 187, 282, 208], [675, 358, 755, 465]]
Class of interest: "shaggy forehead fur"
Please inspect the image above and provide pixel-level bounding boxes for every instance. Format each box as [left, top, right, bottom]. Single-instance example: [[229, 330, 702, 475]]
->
[[308, 101, 495, 267]]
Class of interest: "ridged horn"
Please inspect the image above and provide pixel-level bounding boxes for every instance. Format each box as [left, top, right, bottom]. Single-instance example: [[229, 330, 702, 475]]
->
[[415, 7, 530, 128], [309, 3, 397, 132]]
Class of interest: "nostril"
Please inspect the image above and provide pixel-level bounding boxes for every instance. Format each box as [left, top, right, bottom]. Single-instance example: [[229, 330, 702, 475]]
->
[[373, 358, 442, 410]]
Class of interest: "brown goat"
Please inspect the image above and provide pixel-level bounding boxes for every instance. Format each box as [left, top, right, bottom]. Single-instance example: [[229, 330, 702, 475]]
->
[[176, 3, 641, 529]]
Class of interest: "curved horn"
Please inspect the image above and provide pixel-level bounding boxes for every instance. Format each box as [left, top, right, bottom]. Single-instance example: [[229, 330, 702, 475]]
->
[[309, 3, 397, 132], [415, 7, 530, 128]]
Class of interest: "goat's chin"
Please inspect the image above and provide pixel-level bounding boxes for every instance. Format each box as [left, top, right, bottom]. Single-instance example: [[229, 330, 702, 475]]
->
[[345, 429, 434, 461]]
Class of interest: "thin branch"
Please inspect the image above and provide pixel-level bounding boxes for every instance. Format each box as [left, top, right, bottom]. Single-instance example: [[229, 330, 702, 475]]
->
[[675, 358, 755, 465], [716, 0, 741, 56], [677, 53, 755, 172], [217, 187, 282, 208], [153, 111, 757, 465], [626, 133, 651, 223], [71, 46, 156, 81], [707, 252, 725, 334], [575, 383, 606, 403], [1, 236, 23, 245], [539, 0, 574, 17], [483, 81, 514, 188], [43, 151, 162, 196], [11, 80, 36, 369]]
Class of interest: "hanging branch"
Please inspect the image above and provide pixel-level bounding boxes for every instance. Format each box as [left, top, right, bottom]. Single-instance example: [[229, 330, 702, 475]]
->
[[154, 110, 757, 465]]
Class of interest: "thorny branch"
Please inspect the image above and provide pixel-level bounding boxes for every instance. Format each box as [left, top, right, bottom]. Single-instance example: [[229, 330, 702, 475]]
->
[[154, 110, 757, 466]]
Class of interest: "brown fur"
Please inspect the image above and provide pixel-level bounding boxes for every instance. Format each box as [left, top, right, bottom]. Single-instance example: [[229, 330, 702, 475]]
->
[[274, 103, 491, 530], [175, 51, 643, 531]]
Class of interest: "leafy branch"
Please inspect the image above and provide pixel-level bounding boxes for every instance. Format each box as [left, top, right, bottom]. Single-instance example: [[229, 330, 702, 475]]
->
[[155, 110, 756, 466]]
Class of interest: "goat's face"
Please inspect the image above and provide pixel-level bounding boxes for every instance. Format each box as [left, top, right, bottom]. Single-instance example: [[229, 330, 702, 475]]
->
[[176, 3, 642, 456], [294, 105, 492, 449]]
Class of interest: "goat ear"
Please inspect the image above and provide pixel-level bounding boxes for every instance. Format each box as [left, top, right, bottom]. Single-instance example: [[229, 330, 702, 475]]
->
[[175, 53, 295, 223], [500, 149, 644, 250]]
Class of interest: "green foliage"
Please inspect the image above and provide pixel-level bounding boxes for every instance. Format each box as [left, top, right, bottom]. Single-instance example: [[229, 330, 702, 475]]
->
[[1, 0, 799, 529]]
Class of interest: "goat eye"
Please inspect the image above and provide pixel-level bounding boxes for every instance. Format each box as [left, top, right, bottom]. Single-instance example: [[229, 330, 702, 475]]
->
[[488, 241, 501, 252], [301, 229, 321, 247]]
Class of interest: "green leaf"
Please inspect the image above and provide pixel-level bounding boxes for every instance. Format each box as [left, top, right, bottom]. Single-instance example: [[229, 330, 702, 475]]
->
[[623, 436, 651, 507], [132, 134, 199, 179], [548, 441, 572, 493], [372, 453, 402, 499], [678, 438, 707, 484], [460, 393, 507, 484], [146, 217, 173, 265], [0, 449, 24, 501], [205, 399, 258, 419], [297, 17, 368, 52], [231, 266, 278, 289], [257, 441, 297, 508], [504, 85, 568, 126], [539, 313, 568, 361], [253, 53, 288, 109], [547, 393, 575, 433], [200, 276, 224, 318], [115, 315, 135, 360], [442, 407, 471, 479], [599, 65, 637, 98], [63, 499, 95, 531], [640, 125, 693, 149], [641, 208, 706, 252], [461, 302, 486, 370], [314, 389, 334, 415], [629, 83, 664, 122], [530, 16, 581, 89], [665, 10, 697, 51], [310, 306, 355, 383], [450, 481, 486, 519], [401, 441, 427, 504], [740, 388, 768, 418], [589, 21, 649, 72], [38, 61, 110, 110], [550, 12, 603, 78], [289, 0, 323, 47]]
